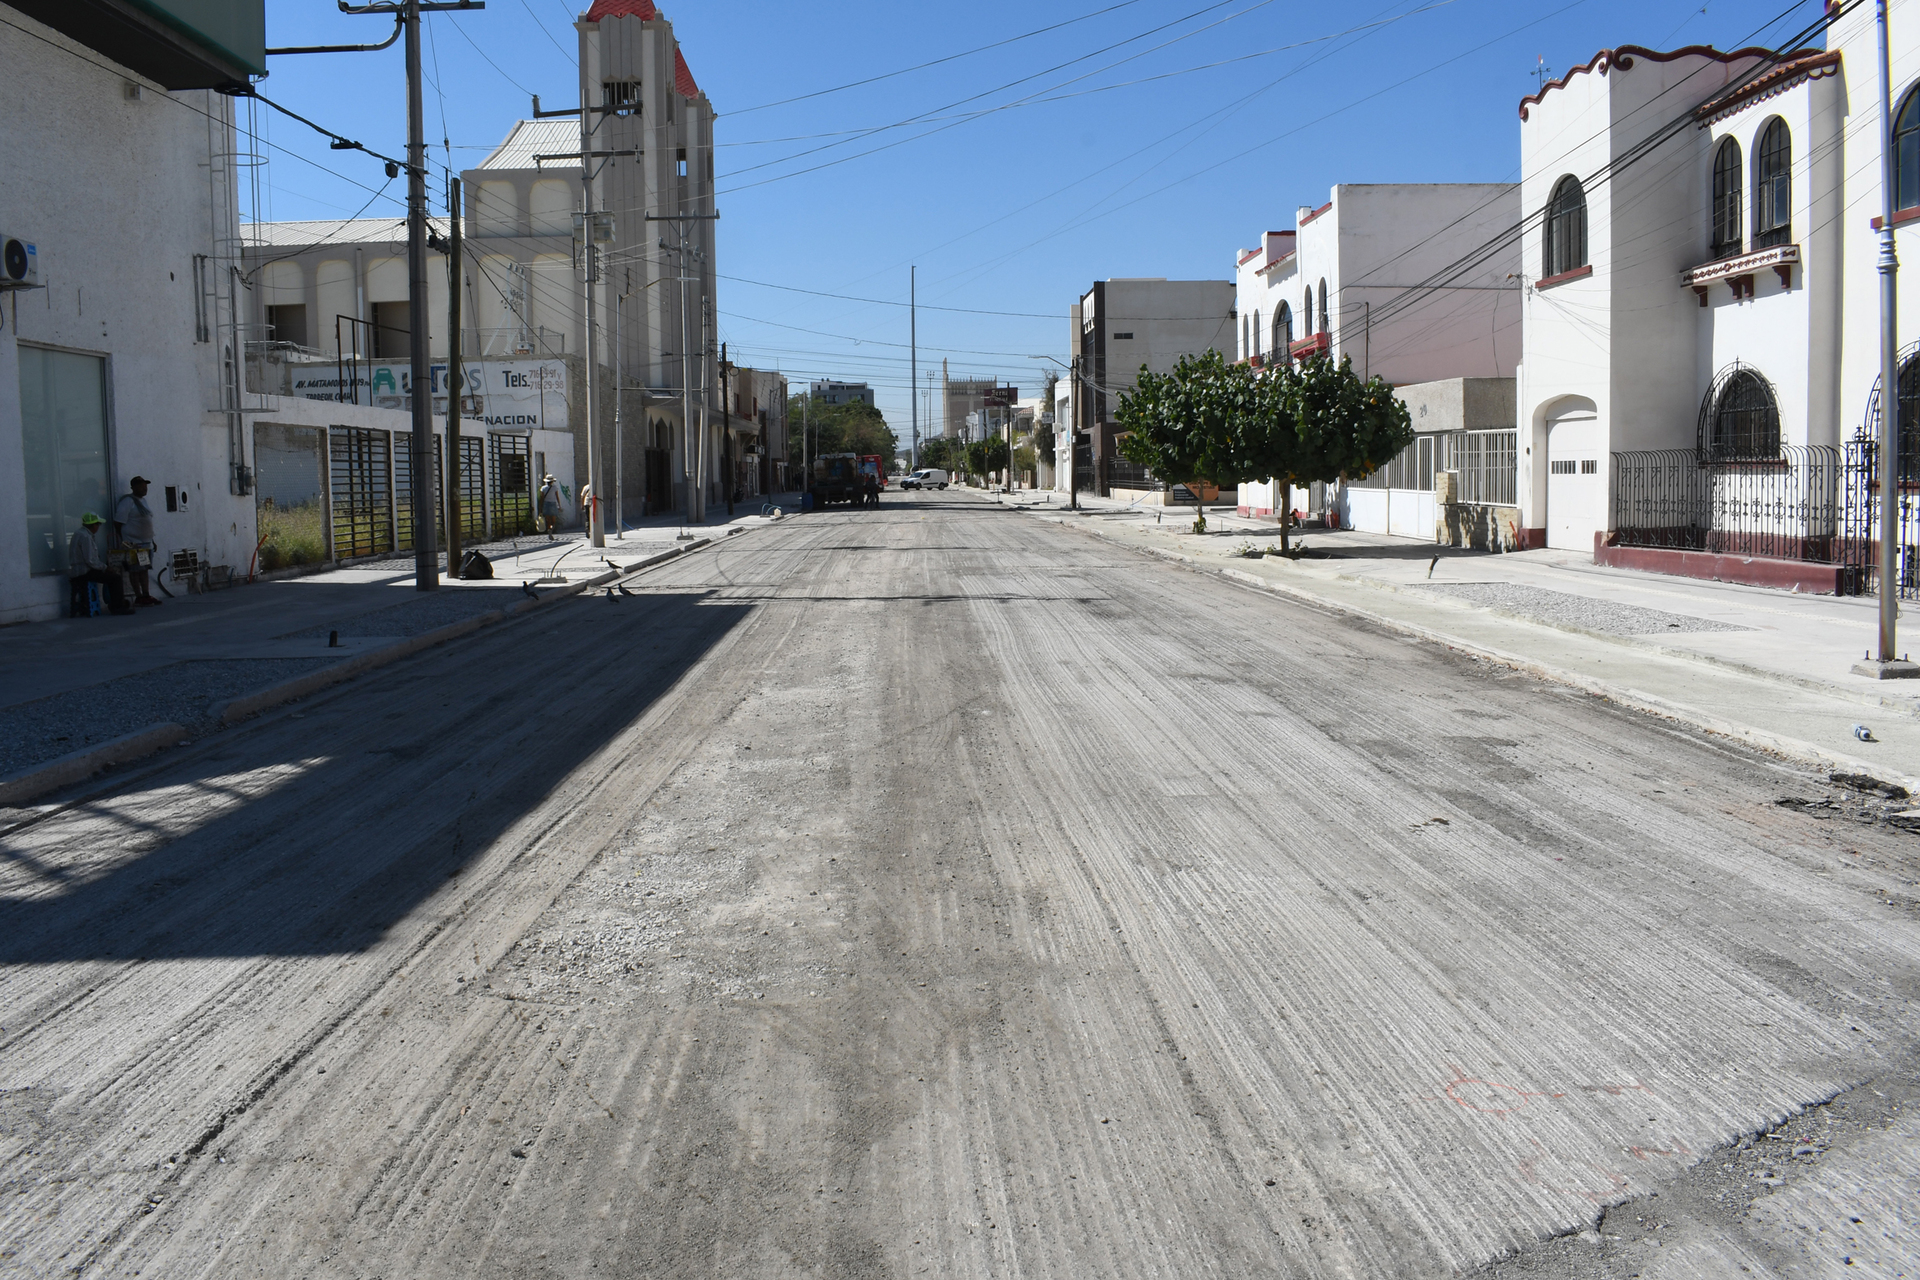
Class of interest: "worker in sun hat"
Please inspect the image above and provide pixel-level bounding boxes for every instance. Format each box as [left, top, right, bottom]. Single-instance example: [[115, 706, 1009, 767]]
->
[[69, 512, 133, 616], [113, 475, 160, 606], [539, 473, 562, 536]]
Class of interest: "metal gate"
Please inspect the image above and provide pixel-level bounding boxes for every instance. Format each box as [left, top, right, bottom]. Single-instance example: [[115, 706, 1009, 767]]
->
[[459, 436, 486, 542], [1841, 438, 1920, 599], [489, 433, 533, 538], [393, 431, 442, 554], [329, 426, 392, 560]]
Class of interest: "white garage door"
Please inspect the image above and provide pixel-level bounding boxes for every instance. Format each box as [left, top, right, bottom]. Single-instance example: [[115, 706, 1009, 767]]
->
[[1546, 409, 1604, 552]]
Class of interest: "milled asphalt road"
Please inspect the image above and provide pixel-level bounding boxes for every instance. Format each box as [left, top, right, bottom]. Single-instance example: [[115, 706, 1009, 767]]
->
[[2, 493, 1917, 1279]]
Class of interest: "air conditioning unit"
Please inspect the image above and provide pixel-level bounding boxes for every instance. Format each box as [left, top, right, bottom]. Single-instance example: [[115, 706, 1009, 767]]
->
[[1, 235, 38, 289]]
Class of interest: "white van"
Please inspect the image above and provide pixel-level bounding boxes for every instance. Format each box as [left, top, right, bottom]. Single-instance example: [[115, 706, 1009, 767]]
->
[[901, 469, 949, 490]]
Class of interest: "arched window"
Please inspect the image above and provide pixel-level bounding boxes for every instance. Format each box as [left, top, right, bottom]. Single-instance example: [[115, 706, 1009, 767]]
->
[[1302, 289, 1313, 337], [1544, 175, 1588, 277], [1317, 280, 1329, 334], [1711, 137, 1743, 259], [1754, 118, 1792, 249], [1274, 302, 1290, 353], [1252, 309, 1261, 357], [1709, 367, 1781, 459], [1241, 316, 1249, 359], [1897, 87, 1920, 212]]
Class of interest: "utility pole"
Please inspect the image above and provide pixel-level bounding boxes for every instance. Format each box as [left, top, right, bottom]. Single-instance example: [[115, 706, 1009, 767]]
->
[[613, 269, 627, 533], [910, 266, 918, 471], [444, 173, 463, 572], [1864, 0, 1918, 678], [341, 0, 483, 591], [576, 28, 604, 549], [721, 341, 733, 517], [645, 212, 719, 523]]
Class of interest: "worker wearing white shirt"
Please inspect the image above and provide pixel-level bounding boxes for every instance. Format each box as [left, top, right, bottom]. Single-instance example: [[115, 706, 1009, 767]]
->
[[113, 476, 159, 607]]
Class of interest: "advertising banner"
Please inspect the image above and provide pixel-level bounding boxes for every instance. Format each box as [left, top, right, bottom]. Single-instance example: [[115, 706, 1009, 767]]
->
[[286, 359, 569, 432]]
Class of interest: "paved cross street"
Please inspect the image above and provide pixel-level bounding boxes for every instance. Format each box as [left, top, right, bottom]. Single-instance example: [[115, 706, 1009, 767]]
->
[[4, 492, 1916, 1277]]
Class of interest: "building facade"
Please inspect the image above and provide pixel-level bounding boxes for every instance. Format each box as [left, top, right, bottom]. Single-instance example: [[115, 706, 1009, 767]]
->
[[242, 0, 732, 525], [1069, 277, 1236, 495], [809, 380, 873, 407], [1512, 16, 1916, 582], [1230, 185, 1520, 531]]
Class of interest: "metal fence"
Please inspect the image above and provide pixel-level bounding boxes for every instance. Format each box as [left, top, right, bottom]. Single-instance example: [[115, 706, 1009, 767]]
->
[[1612, 445, 1845, 565], [1104, 456, 1161, 492]]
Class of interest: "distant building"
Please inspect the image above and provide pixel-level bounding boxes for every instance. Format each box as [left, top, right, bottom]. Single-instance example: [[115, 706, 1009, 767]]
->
[[1068, 278, 1235, 496], [941, 372, 1000, 440], [809, 380, 874, 407]]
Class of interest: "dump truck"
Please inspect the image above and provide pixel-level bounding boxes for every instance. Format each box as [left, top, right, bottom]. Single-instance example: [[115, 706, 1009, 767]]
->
[[810, 452, 866, 505]]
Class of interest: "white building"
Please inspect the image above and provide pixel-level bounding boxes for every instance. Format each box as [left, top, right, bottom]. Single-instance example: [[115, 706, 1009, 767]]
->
[[1230, 184, 1520, 531], [1516, 14, 1918, 591], [1069, 277, 1236, 497], [0, 2, 369, 622]]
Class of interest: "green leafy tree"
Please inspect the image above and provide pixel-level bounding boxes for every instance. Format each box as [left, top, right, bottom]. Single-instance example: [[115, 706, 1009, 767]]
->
[[1012, 443, 1037, 485], [791, 395, 898, 464], [1114, 349, 1269, 533], [967, 436, 1009, 484], [918, 436, 960, 474], [1277, 354, 1414, 547]]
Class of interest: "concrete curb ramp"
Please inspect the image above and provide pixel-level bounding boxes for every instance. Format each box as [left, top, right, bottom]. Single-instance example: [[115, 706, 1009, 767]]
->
[[0, 537, 716, 806]]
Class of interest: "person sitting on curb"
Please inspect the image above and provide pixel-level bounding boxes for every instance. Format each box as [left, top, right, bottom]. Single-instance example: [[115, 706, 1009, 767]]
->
[[69, 513, 133, 616], [113, 475, 160, 607]]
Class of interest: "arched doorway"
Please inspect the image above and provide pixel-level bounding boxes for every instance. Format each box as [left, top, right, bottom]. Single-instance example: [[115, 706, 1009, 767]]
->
[[1543, 396, 1601, 551]]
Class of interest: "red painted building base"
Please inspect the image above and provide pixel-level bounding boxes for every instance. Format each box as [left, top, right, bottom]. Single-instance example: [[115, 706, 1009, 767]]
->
[[1593, 536, 1848, 594]]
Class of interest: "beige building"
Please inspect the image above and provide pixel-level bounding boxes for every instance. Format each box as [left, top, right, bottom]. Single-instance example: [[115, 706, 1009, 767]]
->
[[240, 0, 743, 522]]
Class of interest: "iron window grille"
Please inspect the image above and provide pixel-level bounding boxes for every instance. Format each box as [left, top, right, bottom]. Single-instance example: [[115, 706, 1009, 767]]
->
[[1274, 302, 1291, 353], [1698, 362, 1782, 461], [1753, 118, 1792, 250], [1711, 137, 1744, 259], [1317, 280, 1329, 334], [1543, 175, 1588, 277], [1859, 342, 1920, 485], [1444, 429, 1518, 506]]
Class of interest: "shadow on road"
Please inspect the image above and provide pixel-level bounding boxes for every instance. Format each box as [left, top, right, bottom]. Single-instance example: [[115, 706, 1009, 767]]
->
[[0, 591, 748, 962]]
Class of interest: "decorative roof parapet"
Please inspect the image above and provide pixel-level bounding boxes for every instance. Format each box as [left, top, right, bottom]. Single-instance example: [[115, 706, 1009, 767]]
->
[[1518, 44, 1789, 121]]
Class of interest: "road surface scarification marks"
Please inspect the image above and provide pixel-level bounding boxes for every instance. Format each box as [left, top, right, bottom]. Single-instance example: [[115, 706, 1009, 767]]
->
[[1, 499, 1916, 1278]]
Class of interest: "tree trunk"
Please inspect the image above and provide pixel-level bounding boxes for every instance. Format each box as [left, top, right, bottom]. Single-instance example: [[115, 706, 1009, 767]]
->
[[1280, 479, 1292, 552]]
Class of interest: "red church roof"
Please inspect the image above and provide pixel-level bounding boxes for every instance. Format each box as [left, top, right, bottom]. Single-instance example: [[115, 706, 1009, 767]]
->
[[584, 0, 656, 19], [582, 0, 700, 98]]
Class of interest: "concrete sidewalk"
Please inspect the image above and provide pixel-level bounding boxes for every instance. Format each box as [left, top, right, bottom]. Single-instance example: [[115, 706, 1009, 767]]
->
[[0, 499, 792, 784], [990, 488, 1920, 792]]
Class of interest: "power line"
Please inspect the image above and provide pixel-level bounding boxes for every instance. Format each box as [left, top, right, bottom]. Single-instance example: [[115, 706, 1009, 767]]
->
[[727, 0, 1149, 116]]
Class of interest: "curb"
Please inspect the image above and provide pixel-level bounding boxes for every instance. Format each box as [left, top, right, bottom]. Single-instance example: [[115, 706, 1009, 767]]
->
[[0, 535, 733, 810], [208, 535, 723, 727], [1047, 514, 1920, 795], [209, 565, 632, 727], [1039, 508, 1920, 717], [0, 722, 188, 807]]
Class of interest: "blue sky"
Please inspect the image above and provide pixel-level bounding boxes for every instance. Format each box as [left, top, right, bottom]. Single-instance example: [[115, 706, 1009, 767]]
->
[[254, 0, 1827, 438]]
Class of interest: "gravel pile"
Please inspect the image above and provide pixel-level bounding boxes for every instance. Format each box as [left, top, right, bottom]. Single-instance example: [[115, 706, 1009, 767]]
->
[[1418, 582, 1749, 636], [281, 589, 521, 641], [0, 659, 336, 777]]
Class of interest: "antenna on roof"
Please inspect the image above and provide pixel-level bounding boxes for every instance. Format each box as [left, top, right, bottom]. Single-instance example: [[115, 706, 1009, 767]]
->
[[1533, 56, 1553, 93]]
